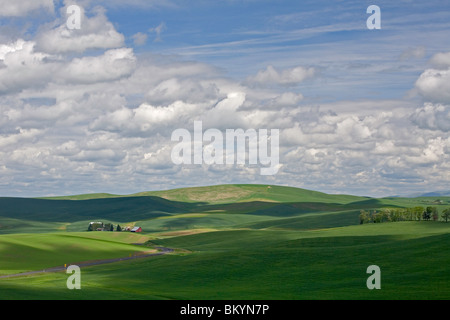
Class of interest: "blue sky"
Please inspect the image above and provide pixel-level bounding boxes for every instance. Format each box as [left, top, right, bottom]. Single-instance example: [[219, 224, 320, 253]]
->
[[103, 0, 449, 100], [0, 0, 449, 197]]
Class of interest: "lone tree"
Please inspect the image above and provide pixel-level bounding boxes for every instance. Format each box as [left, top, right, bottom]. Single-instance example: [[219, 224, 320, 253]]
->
[[442, 209, 450, 223], [117, 224, 122, 232]]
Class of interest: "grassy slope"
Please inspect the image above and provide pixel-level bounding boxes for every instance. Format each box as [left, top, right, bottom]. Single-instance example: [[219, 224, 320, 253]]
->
[[0, 222, 448, 300], [39, 184, 367, 204], [135, 184, 368, 204], [0, 232, 154, 276], [0, 184, 371, 234], [0, 184, 449, 299], [6, 184, 448, 234]]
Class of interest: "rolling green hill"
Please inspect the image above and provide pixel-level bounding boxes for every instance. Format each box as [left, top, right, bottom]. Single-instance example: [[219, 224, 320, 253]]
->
[[2, 184, 448, 234], [40, 184, 368, 204], [0, 232, 154, 276], [0, 184, 374, 234], [1, 222, 449, 300], [0, 184, 449, 300]]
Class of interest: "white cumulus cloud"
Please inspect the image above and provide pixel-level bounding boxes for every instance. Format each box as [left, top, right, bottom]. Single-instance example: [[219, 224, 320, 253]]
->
[[0, 0, 54, 17], [415, 51, 450, 104], [60, 48, 136, 84], [36, 6, 124, 54]]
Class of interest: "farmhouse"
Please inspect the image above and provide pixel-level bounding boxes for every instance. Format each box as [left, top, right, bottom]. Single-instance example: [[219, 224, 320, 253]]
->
[[131, 226, 142, 233]]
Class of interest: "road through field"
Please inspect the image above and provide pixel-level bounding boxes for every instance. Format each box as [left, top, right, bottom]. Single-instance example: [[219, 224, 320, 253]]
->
[[0, 247, 174, 279]]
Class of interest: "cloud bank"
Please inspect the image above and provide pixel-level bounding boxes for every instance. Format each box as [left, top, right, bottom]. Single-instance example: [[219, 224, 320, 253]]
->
[[0, 2, 449, 198]]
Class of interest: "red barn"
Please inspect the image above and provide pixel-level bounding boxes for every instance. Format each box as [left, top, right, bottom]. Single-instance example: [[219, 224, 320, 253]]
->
[[131, 226, 142, 233]]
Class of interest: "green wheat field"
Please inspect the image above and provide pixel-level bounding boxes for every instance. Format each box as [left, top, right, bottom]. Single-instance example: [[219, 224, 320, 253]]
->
[[0, 184, 449, 300]]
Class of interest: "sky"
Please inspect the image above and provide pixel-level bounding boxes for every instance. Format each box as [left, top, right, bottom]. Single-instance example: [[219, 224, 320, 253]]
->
[[0, 0, 449, 198]]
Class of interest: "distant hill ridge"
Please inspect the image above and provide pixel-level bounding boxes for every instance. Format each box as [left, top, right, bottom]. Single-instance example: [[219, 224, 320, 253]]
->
[[39, 184, 366, 204], [408, 191, 450, 198], [1, 184, 449, 234], [0, 184, 370, 223]]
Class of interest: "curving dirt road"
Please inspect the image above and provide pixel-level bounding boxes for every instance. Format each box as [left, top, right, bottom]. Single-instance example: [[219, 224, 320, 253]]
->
[[0, 247, 174, 279]]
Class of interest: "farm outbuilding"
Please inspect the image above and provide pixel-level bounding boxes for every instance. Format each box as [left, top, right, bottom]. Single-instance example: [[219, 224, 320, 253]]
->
[[131, 226, 142, 233]]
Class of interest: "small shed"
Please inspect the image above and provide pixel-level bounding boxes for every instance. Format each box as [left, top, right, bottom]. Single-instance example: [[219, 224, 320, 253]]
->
[[131, 226, 142, 233]]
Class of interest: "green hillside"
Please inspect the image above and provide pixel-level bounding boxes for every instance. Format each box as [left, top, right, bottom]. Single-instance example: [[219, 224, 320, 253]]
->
[[1, 223, 449, 300], [0, 196, 185, 223], [0, 232, 154, 276], [136, 184, 367, 204], [0, 184, 449, 300], [40, 184, 368, 204], [0, 184, 374, 234], [2, 184, 448, 235]]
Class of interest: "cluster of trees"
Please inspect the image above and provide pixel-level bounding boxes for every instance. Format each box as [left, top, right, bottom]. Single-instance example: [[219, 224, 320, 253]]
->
[[87, 222, 123, 231], [360, 207, 450, 224]]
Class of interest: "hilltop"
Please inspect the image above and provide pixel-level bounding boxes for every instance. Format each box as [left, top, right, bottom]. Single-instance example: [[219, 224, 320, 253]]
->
[[41, 184, 366, 204], [0, 184, 449, 300], [1, 184, 449, 235]]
